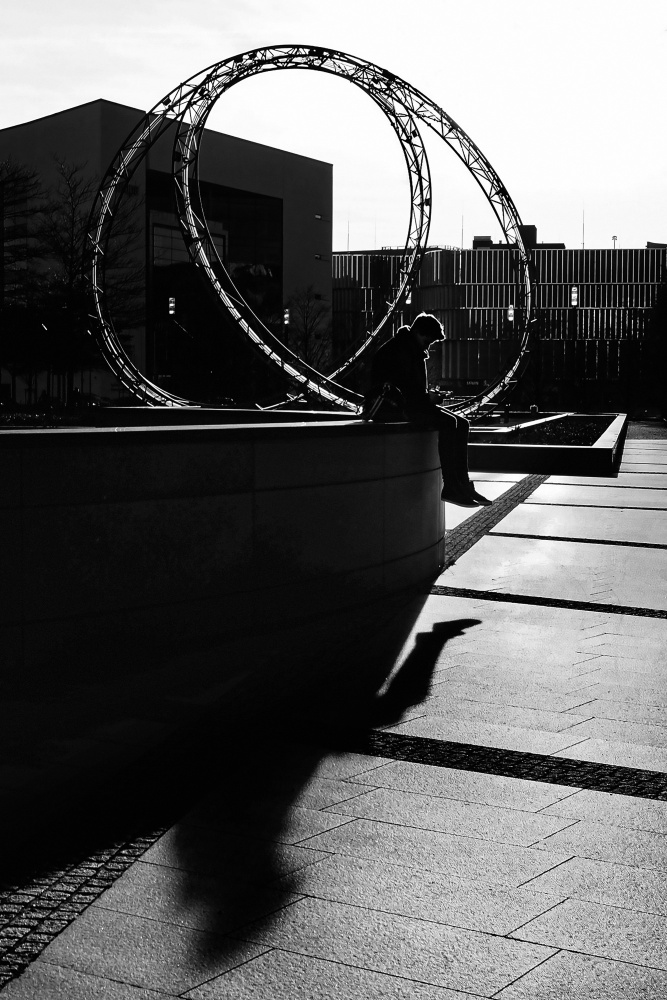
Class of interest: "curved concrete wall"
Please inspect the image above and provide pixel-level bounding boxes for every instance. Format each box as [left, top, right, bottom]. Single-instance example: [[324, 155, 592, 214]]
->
[[1, 420, 444, 778]]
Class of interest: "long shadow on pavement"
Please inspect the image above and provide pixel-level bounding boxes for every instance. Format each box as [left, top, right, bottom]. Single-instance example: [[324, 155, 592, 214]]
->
[[161, 617, 481, 968]]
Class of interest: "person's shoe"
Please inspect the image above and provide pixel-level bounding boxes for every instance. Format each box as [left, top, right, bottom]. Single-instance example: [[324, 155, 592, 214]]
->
[[441, 485, 480, 507], [466, 484, 493, 506]]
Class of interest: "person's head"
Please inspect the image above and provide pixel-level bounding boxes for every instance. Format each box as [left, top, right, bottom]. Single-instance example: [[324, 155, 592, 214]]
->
[[410, 313, 444, 349]]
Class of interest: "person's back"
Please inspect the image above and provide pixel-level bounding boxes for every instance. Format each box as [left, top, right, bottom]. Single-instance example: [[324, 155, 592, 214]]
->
[[365, 320, 439, 422], [364, 313, 492, 508]]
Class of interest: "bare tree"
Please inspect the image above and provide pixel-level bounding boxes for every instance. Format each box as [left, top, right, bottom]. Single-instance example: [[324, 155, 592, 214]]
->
[[0, 158, 44, 277], [1, 156, 145, 405], [0, 158, 46, 401], [34, 158, 144, 400], [285, 284, 332, 371]]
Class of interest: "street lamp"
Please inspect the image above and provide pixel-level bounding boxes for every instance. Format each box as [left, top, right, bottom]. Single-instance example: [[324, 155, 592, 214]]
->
[[612, 236, 617, 250]]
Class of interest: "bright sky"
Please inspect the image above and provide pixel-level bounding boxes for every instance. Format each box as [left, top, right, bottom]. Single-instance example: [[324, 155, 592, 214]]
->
[[3, 0, 665, 252]]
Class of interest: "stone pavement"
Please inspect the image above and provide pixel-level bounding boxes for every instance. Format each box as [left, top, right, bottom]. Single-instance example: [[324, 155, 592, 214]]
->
[[2, 425, 667, 998]]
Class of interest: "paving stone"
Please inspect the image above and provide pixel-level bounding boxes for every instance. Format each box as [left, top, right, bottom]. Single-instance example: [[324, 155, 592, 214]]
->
[[438, 534, 667, 612], [186, 774, 377, 814], [587, 619, 667, 643], [234, 895, 556, 996], [140, 822, 330, 878], [540, 788, 667, 833], [276, 853, 564, 935], [577, 659, 667, 681], [555, 737, 667, 772], [420, 592, 596, 632], [182, 799, 353, 845], [428, 677, 598, 714], [575, 627, 667, 650], [526, 483, 667, 510], [416, 697, 592, 733], [473, 473, 528, 481], [498, 503, 667, 545], [533, 818, 667, 869], [579, 682, 667, 707], [618, 463, 667, 473], [36, 905, 269, 995], [556, 718, 667, 749], [349, 760, 577, 811], [0, 960, 171, 997], [547, 472, 667, 488], [307, 752, 394, 780], [585, 652, 667, 675], [585, 698, 667, 726], [523, 855, 667, 915], [510, 896, 667, 968], [495, 949, 667, 998], [0, 928, 24, 942], [293, 777, 379, 809], [388, 717, 588, 756], [22, 931, 58, 945], [185, 948, 474, 999], [325, 785, 576, 847], [29, 917, 72, 934], [303, 817, 573, 888], [93, 860, 303, 935], [436, 657, 596, 685]]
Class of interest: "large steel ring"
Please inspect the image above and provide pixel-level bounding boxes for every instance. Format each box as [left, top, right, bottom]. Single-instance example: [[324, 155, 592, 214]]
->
[[87, 45, 534, 414]]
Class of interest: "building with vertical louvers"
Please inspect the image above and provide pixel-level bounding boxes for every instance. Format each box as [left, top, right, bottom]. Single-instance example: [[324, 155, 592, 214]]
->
[[332, 233, 667, 414]]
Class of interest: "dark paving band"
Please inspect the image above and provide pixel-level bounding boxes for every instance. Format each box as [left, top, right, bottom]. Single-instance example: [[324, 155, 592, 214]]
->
[[526, 502, 667, 512], [445, 474, 548, 568], [346, 730, 667, 800], [431, 585, 667, 619], [493, 531, 667, 550]]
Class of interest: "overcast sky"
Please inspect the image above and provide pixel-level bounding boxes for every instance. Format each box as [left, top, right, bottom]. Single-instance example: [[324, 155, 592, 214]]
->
[[3, 0, 665, 252]]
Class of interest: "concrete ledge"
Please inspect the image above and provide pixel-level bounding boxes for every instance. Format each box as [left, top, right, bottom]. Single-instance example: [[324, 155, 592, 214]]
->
[[0, 420, 444, 791], [469, 413, 628, 476]]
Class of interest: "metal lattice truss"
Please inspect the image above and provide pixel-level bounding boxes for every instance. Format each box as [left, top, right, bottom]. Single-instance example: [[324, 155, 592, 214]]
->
[[87, 45, 535, 413]]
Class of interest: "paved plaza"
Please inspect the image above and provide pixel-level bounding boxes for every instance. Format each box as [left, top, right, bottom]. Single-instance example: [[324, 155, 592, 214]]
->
[[2, 423, 667, 998]]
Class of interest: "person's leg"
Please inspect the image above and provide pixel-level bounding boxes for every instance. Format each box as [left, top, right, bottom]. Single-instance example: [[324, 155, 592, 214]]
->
[[438, 410, 492, 506]]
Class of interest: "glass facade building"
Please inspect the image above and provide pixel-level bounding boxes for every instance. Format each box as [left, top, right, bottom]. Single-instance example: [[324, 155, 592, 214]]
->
[[0, 99, 332, 406]]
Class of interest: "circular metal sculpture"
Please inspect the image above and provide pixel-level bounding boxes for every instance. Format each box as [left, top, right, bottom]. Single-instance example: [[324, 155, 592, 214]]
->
[[87, 46, 534, 414]]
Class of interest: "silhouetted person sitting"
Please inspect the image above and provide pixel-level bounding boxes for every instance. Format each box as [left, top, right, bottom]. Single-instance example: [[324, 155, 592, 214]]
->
[[364, 312, 492, 508]]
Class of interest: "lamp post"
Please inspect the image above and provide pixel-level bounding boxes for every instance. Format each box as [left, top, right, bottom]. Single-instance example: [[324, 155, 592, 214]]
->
[[612, 235, 617, 250]]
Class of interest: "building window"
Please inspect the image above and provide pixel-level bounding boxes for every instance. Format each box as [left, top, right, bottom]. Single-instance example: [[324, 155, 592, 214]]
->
[[152, 222, 227, 267]]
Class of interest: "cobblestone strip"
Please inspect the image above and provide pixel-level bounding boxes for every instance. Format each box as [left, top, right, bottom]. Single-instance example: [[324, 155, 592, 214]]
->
[[430, 586, 667, 620], [346, 732, 667, 800], [0, 830, 166, 989], [443, 474, 549, 568]]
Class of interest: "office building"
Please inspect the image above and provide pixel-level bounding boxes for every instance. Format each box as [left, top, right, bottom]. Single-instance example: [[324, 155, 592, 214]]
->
[[0, 99, 332, 404]]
